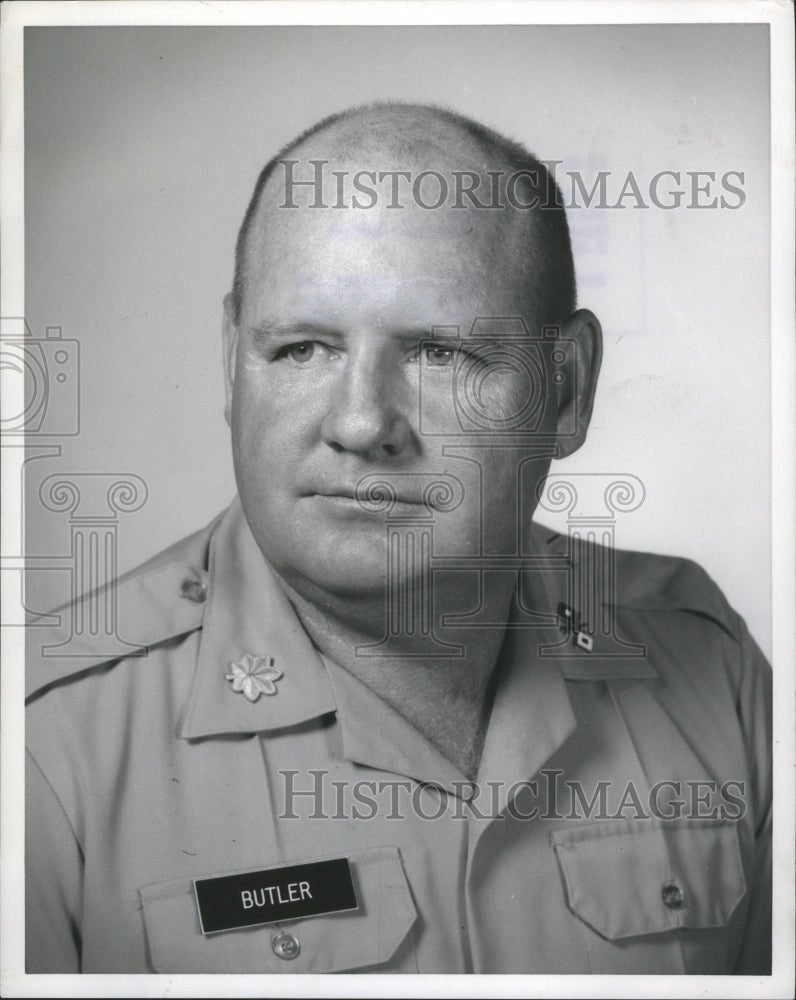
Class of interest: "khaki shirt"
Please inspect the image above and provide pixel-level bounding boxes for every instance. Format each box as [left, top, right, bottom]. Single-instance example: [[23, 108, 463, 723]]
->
[[26, 499, 771, 974]]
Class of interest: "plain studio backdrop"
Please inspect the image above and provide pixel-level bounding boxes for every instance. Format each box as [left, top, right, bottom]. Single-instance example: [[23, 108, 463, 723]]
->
[[22, 24, 771, 657]]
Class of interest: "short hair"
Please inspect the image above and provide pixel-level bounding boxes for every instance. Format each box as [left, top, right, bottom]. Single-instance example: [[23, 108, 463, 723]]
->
[[230, 102, 576, 331]]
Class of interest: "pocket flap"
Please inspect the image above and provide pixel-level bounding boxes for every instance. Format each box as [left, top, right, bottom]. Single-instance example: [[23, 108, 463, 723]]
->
[[551, 819, 746, 940], [139, 845, 417, 973]]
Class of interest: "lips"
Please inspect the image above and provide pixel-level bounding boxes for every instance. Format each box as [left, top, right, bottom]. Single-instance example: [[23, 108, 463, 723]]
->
[[300, 472, 464, 513], [308, 490, 424, 507], [301, 482, 424, 506], [311, 489, 356, 500]]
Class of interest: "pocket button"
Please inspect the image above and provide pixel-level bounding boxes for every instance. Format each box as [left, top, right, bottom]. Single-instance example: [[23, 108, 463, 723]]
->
[[662, 881, 685, 909], [272, 930, 300, 960]]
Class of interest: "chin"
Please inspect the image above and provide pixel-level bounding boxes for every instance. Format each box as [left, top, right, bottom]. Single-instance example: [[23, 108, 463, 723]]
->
[[261, 533, 389, 598], [314, 546, 391, 592], [274, 561, 386, 606]]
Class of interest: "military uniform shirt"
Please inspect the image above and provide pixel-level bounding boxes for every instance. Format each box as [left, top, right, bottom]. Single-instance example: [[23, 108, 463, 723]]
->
[[25, 498, 772, 974]]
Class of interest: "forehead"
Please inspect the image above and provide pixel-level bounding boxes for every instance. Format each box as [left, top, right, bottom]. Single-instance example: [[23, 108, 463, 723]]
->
[[243, 149, 535, 328]]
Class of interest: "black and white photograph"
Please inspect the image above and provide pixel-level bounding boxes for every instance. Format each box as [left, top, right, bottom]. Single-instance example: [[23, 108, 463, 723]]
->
[[1, 1, 793, 995]]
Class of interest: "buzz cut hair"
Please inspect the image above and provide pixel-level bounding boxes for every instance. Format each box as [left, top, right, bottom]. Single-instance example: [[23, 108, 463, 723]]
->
[[230, 102, 577, 331]]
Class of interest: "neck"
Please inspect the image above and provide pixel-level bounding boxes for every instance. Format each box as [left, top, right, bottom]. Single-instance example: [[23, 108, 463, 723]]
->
[[274, 570, 515, 779]]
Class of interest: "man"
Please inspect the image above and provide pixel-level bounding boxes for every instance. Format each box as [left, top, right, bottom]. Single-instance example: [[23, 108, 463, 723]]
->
[[26, 103, 771, 974]]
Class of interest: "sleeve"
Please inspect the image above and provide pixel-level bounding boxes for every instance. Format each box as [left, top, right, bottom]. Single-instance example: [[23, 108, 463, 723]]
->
[[26, 749, 84, 973], [731, 623, 773, 975]]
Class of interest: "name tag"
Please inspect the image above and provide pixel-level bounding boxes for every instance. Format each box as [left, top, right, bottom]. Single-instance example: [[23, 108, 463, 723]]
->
[[193, 857, 358, 935]]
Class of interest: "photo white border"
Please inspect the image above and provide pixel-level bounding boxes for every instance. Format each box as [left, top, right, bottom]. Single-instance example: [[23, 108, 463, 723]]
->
[[2, 1, 793, 997]]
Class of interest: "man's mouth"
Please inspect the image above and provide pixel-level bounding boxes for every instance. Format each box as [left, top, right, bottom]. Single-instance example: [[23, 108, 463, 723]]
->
[[301, 473, 464, 514], [308, 490, 423, 507], [301, 484, 431, 516]]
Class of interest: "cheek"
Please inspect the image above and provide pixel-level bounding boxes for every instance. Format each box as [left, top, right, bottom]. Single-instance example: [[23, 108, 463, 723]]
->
[[474, 366, 550, 428], [421, 359, 551, 436], [230, 371, 319, 462], [230, 407, 293, 513]]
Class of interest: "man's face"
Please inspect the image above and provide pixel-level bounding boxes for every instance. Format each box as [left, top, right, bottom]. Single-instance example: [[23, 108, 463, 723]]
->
[[225, 165, 565, 600]]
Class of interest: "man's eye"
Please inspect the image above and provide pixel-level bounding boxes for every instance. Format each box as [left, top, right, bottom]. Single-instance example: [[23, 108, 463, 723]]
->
[[284, 341, 316, 363], [275, 341, 339, 364], [425, 346, 456, 367]]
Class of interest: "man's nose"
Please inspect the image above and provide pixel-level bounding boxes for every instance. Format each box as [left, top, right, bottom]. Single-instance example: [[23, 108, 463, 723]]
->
[[320, 353, 411, 457]]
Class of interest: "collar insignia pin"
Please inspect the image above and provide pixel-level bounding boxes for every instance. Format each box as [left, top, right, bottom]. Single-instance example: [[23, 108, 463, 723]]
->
[[225, 653, 282, 702], [557, 602, 594, 652]]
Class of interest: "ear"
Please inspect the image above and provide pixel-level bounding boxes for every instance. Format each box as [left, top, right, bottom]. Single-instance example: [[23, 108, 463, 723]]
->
[[222, 293, 240, 427], [552, 308, 602, 459]]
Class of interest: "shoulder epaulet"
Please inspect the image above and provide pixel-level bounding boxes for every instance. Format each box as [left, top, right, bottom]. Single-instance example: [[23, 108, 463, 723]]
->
[[540, 526, 742, 644], [25, 512, 223, 700]]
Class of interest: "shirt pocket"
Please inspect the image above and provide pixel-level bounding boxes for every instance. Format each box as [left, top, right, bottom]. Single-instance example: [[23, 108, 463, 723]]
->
[[550, 818, 747, 973], [139, 845, 417, 973]]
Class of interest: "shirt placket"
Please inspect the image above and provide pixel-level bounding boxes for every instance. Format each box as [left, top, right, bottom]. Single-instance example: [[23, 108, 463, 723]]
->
[[460, 621, 579, 972]]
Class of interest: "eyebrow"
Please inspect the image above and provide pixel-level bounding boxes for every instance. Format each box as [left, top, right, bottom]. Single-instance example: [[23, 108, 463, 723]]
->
[[249, 320, 443, 346], [249, 320, 344, 346]]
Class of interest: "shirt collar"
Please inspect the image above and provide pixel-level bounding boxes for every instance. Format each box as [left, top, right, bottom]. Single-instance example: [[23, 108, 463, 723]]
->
[[180, 503, 657, 751], [318, 529, 585, 793], [320, 607, 582, 798], [180, 499, 336, 738], [524, 525, 659, 682], [322, 655, 472, 792]]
